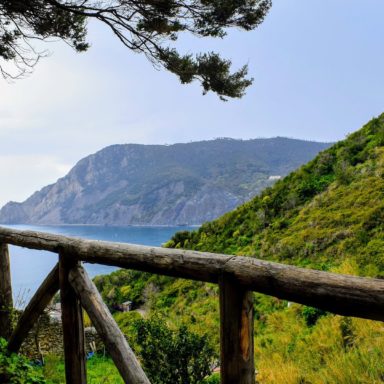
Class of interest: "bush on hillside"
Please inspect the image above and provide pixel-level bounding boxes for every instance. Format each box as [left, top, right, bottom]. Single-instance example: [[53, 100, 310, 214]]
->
[[131, 317, 216, 384], [0, 338, 46, 384]]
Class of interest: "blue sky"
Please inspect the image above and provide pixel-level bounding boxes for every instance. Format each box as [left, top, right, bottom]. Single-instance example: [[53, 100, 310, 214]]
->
[[0, 0, 383, 206]]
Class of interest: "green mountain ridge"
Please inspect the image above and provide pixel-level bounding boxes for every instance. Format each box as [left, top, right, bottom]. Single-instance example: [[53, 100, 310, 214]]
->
[[95, 114, 384, 383]]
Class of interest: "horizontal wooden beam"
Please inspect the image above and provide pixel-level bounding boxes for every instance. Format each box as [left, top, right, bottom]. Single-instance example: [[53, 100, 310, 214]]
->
[[1, 226, 384, 321], [69, 264, 150, 384], [8, 263, 59, 353], [0, 226, 231, 282]]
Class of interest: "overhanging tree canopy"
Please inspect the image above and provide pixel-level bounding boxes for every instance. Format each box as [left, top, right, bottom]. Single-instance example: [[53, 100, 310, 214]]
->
[[0, 0, 271, 99]]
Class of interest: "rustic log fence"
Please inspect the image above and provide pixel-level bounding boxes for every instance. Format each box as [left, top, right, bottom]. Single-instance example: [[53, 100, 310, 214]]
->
[[1, 226, 384, 383]]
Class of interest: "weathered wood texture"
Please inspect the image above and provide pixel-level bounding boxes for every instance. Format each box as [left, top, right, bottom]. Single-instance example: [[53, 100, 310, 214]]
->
[[0, 243, 13, 340], [8, 263, 59, 353], [1, 227, 384, 320], [59, 253, 86, 384], [69, 265, 151, 384], [220, 275, 254, 384]]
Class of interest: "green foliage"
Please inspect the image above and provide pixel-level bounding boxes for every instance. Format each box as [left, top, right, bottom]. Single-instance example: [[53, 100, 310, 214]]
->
[[0, 0, 271, 97], [161, 50, 253, 100], [113, 311, 143, 336], [0, 338, 46, 384], [129, 317, 216, 384], [202, 373, 220, 384], [0, 1, 87, 78], [169, 114, 384, 269], [301, 306, 327, 327], [94, 269, 174, 308], [339, 317, 355, 350]]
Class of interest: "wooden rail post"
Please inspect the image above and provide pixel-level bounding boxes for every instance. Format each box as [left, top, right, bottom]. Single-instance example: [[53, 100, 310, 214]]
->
[[69, 265, 151, 384], [219, 274, 255, 384], [0, 243, 13, 340], [59, 253, 86, 384]]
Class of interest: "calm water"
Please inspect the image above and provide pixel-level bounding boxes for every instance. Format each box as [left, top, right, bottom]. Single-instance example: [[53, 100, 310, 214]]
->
[[3, 225, 196, 305]]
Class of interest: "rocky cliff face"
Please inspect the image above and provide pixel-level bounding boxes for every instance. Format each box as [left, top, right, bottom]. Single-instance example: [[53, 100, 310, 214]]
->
[[0, 138, 331, 225]]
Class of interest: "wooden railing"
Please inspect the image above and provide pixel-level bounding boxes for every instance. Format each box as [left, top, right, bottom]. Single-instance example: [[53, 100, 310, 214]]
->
[[0, 226, 384, 384]]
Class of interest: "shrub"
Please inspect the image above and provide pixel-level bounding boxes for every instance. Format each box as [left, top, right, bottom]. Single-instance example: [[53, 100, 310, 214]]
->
[[202, 373, 220, 384], [132, 317, 217, 384], [0, 338, 46, 384], [301, 306, 327, 327]]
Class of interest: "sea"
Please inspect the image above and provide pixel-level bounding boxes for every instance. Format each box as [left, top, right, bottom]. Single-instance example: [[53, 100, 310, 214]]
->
[[2, 224, 196, 306]]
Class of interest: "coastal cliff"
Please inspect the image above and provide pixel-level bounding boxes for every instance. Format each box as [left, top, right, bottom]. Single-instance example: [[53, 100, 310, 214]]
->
[[0, 138, 330, 225]]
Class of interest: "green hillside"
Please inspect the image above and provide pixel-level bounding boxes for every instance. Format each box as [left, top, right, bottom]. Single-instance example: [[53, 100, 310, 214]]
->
[[95, 114, 384, 383], [167, 114, 384, 275]]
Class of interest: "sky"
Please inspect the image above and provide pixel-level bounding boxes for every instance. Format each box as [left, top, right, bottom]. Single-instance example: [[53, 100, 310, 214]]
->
[[0, 0, 384, 207]]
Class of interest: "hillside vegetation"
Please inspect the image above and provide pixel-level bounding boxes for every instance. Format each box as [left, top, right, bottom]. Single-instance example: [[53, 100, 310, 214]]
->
[[94, 114, 384, 383], [168, 115, 384, 274]]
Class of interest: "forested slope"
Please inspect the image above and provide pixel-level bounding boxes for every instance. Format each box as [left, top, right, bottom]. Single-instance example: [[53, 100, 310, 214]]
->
[[168, 115, 384, 275], [96, 114, 384, 383]]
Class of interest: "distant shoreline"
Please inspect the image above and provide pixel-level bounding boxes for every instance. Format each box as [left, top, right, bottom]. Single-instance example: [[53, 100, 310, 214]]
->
[[1, 223, 201, 228]]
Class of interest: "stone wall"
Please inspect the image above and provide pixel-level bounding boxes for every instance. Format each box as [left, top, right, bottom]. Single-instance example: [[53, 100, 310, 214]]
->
[[20, 313, 103, 361]]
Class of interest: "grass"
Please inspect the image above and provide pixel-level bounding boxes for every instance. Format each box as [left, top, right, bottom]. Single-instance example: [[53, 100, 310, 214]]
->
[[43, 355, 124, 384]]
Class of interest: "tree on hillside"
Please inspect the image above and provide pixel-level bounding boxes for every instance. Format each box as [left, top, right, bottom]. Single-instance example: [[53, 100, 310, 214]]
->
[[0, 0, 271, 99], [131, 317, 217, 384]]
